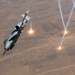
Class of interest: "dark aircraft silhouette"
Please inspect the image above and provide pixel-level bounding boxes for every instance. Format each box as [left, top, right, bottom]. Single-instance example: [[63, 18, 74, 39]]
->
[[3, 10, 30, 55]]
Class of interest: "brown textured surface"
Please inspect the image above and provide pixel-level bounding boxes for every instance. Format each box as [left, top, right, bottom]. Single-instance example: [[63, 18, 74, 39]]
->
[[0, 0, 75, 75]]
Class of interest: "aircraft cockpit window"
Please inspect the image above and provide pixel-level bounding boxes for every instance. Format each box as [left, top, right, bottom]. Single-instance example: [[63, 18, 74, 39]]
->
[[15, 26, 19, 30], [11, 26, 19, 34], [9, 35, 17, 41]]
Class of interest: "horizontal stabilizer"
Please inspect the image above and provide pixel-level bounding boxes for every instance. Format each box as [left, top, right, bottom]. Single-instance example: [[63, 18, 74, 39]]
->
[[21, 14, 25, 18], [26, 10, 29, 14], [26, 16, 30, 21]]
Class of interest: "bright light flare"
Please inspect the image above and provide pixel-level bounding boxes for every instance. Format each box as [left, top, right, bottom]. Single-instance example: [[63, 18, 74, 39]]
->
[[28, 28, 34, 35], [58, 46, 62, 50], [64, 30, 68, 35]]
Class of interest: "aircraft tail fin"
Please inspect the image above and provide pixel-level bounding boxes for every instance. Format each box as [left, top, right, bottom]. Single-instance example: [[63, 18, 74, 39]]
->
[[21, 10, 29, 18]]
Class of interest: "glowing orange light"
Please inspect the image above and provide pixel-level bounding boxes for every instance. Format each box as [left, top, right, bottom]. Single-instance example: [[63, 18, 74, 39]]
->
[[58, 46, 62, 50], [64, 30, 68, 34], [28, 28, 34, 35]]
